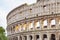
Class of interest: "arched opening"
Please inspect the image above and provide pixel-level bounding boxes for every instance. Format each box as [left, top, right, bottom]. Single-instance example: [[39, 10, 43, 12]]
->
[[43, 20, 48, 28], [19, 24, 22, 31], [29, 21, 34, 30], [13, 26, 15, 32], [29, 35, 33, 40], [35, 21, 40, 28], [50, 19, 56, 27], [24, 36, 27, 40], [20, 36, 22, 40], [51, 34, 56, 40], [36, 35, 39, 40], [23, 23, 27, 30], [43, 34, 47, 40], [14, 37, 18, 40], [15, 25, 19, 32]]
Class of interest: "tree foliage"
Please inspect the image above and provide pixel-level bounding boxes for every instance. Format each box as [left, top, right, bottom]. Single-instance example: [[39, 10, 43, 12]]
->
[[0, 27, 7, 40], [0, 27, 5, 33]]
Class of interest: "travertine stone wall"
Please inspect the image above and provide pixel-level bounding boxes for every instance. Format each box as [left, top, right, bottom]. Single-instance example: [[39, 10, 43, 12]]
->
[[7, 0, 60, 40], [7, 0, 60, 25]]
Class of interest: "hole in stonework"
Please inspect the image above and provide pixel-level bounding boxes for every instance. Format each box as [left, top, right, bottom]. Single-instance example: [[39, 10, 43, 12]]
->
[[51, 25, 55, 28], [30, 8, 32, 13], [31, 28, 33, 30], [43, 5, 46, 8], [57, 2, 60, 4], [30, 8, 32, 10], [43, 34, 47, 40], [52, 12, 54, 14], [36, 14, 38, 17], [20, 36, 22, 40], [44, 26, 47, 28], [25, 17, 26, 19], [20, 12, 22, 14], [24, 36, 27, 40], [43, 34, 47, 38], [37, 27, 40, 29], [36, 35, 39, 39], [30, 35, 32, 40], [13, 26, 15, 29], [51, 34, 56, 40]]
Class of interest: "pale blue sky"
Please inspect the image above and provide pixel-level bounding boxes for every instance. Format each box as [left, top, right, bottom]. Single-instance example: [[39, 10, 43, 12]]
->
[[0, 0, 36, 30]]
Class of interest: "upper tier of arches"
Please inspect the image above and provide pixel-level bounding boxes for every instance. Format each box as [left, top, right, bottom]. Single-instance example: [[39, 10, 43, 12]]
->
[[7, 0, 60, 25]]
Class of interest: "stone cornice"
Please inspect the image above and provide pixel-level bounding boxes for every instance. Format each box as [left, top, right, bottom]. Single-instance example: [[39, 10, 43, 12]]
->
[[7, 3, 28, 19], [7, 13, 60, 27]]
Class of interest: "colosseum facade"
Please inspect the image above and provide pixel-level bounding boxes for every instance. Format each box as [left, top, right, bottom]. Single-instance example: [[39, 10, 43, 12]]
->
[[7, 0, 60, 40]]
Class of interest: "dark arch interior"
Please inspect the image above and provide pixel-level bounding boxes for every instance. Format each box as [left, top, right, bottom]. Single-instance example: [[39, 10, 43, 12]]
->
[[51, 34, 56, 40], [24, 36, 27, 40], [43, 34, 47, 40], [36, 35, 39, 39], [36, 35, 39, 40], [29, 35, 32, 40], [20, 36, 22, 40], [43, 34, 47, 38]]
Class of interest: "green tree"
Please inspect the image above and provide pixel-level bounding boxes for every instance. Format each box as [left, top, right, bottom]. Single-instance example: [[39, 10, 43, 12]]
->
[[0, 27, 7, 40]]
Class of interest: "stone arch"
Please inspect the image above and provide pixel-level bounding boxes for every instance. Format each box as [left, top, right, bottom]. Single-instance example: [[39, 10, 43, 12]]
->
[[43, 34, 47, 40], [29, 21, 34, 29], [34, 20, 40, 28], [29, 35, 33, 40], [13, 37, 18, 40], [43, 19, 48, 28], [23, 23, 27, 30], [36, 35, 39, 40], [24, 36, 27, 40], [50, 19, 56, 27], [50, 34, 56, 40]]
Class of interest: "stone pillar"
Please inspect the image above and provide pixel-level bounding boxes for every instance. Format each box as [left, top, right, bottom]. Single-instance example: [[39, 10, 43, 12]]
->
[[55, 18, 59, 29], [32, 34, 36, 40], [47, 33, 50, 40], [38, 34, 41, 40], [21, 35, 25, 40], [27, 35, 29, 40], [40, 33, 42, 40], [18, 36, 20, 40], [33, 21, 35, 30], [40, 20, 43, 30], [11, 26, 13, 33], [18, 24, 20, 31], [55, 18, 57, 29], [56, 33, 59, 40], [48, 19, 50, 29]]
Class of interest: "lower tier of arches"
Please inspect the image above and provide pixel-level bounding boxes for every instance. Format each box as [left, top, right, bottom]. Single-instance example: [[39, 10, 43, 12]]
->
[[8, 30, 60, 40]]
